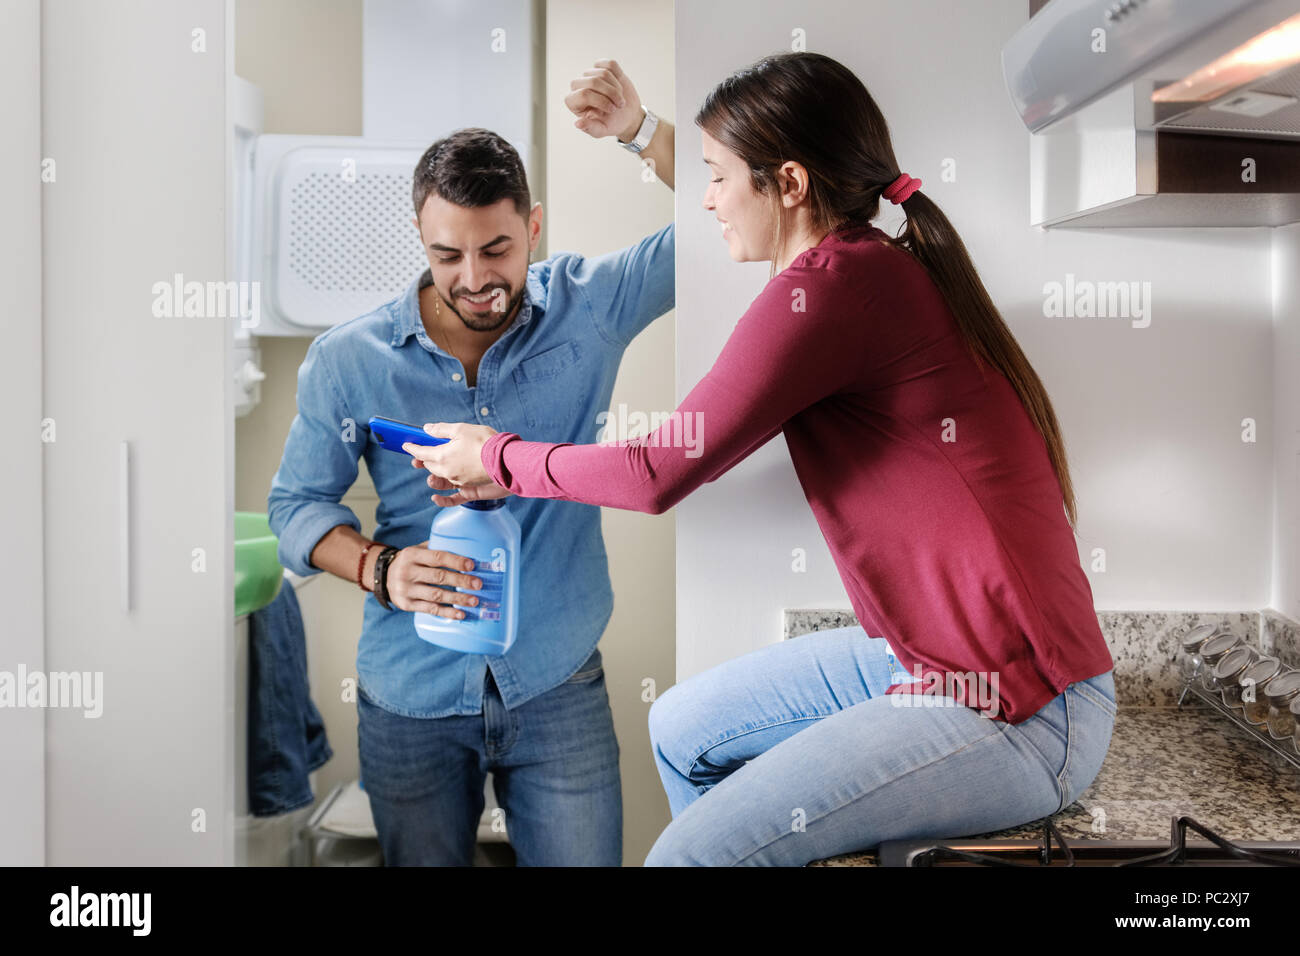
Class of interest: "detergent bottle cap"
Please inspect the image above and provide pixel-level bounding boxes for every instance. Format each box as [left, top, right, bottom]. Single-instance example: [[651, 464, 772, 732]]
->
[[463, 498, 508, 511]]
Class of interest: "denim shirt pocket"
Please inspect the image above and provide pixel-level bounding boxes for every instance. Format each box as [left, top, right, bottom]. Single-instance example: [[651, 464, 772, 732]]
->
[[512, 340, 583, 430]]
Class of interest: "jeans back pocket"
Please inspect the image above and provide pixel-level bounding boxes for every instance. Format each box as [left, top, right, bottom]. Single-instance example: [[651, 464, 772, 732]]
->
[[565, 647, 604, 684], [1071, 670, 1118, 719]]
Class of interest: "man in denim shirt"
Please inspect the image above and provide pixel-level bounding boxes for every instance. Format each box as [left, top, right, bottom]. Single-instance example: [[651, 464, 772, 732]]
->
[[268, 67, 674, 865]]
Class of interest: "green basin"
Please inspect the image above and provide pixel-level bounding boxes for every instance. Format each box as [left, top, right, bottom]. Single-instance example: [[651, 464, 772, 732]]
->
[[235, 511, 284, 617]]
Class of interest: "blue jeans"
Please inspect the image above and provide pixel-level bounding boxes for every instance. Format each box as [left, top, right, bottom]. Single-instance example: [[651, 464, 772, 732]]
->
[[357, 648, 621, 865], [644, 626, 1116, 866]]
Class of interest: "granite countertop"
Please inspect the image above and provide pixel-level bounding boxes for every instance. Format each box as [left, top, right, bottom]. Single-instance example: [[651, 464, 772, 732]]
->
[[810, 698, 1300, 866]]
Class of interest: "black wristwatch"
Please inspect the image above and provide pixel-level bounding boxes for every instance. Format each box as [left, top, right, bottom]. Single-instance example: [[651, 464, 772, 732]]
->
[[372, 546, 399, 609]]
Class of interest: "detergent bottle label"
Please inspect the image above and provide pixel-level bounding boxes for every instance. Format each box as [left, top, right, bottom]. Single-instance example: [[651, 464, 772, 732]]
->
[[459, 547, 506, 622]]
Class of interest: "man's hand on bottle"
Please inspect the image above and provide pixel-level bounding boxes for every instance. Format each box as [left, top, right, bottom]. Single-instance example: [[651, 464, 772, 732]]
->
[[385, 542, 482, 619]]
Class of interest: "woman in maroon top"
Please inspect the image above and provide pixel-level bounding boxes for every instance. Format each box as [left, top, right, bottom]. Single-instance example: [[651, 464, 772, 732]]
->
[[407, 53, 1117, 866]]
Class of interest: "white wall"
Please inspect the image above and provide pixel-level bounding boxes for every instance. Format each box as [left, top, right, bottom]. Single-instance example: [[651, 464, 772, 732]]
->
[[363, 0, 542, 189], [545, 0, 676, 867], [673, 0, 1279, 680], [1273, 222, 1300, 622]]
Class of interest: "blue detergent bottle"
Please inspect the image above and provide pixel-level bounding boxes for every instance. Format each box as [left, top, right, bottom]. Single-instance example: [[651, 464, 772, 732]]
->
[[413, 496, 521, 655]]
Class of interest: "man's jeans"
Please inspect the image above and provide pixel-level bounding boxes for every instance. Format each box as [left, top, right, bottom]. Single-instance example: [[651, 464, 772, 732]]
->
[[357, 648, 621, 865], [644, 626, 1116, 866]]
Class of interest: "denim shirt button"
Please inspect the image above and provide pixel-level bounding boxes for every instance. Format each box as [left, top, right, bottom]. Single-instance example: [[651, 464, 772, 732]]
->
[[480, 406, 490, 416], [452, 372, 462, 381]]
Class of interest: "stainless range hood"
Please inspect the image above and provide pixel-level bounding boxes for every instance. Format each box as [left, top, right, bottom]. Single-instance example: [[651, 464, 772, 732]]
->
[[1002, 0, 1300, 227]]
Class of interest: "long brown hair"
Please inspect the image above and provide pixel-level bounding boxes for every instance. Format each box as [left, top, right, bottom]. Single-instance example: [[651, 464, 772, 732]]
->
[[696, 51, 1080, 532]]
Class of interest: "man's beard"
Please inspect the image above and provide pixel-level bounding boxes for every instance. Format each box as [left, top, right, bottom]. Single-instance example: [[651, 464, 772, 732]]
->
[[441, 284, 525, 333]]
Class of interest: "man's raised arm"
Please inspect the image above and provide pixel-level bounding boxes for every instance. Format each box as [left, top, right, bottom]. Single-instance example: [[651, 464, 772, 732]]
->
[[566, 58, 674, 190]]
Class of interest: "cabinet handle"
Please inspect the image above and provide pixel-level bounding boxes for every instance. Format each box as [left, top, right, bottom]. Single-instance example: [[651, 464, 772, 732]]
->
[[120, 440, 130, 612]]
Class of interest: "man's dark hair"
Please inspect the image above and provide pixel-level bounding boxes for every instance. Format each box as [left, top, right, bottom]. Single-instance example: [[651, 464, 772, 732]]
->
[[412, 128, 531, 221]]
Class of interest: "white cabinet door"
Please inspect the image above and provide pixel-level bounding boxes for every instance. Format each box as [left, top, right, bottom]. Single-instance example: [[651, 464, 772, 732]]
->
[[0, 0, 45, 867], [42, 0, 233, 865]]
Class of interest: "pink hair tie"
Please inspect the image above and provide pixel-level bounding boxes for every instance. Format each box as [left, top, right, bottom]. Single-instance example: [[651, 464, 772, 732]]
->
[[883, 173, 921, 205]]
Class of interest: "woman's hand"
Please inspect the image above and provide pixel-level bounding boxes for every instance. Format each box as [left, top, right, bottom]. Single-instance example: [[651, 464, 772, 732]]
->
[[565, 58, 643, 142], [427, 481, 512, 508], [403, 422, 511, 504]]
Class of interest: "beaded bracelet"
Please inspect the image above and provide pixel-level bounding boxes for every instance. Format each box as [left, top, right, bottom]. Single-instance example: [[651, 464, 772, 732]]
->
[[356, 541, 377, 593]]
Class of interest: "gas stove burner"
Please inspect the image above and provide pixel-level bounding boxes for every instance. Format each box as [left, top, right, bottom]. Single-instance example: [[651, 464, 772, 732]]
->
[[877, 816, 1300, 866]]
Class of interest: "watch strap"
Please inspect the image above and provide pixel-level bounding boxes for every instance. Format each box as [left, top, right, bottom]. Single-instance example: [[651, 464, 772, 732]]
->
[[619, 105, 658, 154], [373, 546, 399, 609]]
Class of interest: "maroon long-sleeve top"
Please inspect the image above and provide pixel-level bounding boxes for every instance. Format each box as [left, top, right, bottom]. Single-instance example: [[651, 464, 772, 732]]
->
[[479, 222, 1114, 723]]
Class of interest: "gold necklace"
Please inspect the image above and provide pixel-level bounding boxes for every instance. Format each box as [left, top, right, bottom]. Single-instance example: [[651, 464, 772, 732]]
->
[[431, 293, 467, 370]]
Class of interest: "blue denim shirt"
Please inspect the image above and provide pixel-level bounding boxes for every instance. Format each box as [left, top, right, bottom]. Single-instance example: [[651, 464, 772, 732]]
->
[[267, 222, 674, 717]]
